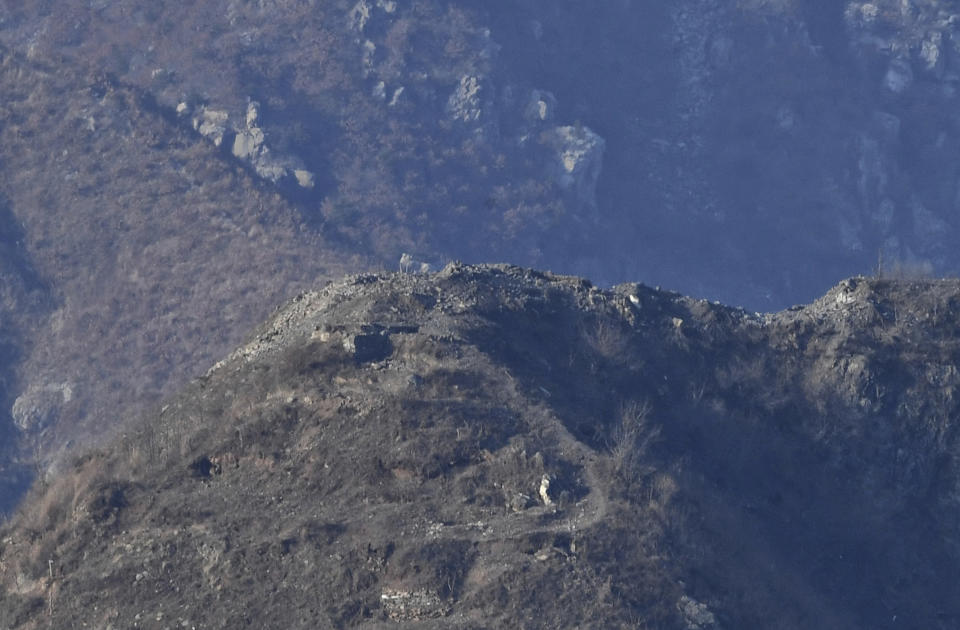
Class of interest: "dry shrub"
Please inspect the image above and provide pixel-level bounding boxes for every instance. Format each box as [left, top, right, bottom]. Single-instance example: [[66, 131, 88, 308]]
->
[[585, 318, 631, 364], [608, 400, 660, 494], [484, 440, 547, 510], [16, 451, 116, 538]]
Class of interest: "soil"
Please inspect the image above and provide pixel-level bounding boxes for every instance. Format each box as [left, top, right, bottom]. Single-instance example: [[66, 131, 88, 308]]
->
[[2, 265, 960, 629]]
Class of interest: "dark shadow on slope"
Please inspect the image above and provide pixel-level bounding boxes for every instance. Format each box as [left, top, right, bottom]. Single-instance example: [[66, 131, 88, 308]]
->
[[0, 195, 50, 517], [658, 293, 960, 630]]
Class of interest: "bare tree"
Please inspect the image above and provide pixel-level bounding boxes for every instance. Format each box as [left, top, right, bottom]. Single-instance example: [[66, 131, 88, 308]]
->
[[608, 400, 659, 489]]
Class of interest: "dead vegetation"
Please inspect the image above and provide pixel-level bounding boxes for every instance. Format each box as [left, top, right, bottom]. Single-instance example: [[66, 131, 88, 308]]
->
[[0, 267, 959, 629]]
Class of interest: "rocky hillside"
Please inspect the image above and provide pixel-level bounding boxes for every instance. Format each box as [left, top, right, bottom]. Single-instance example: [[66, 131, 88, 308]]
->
[[0, 42, 365, 482], [1, 265, 958, 629], [3, 0, 960, 509], [5, 0, 960, 312]]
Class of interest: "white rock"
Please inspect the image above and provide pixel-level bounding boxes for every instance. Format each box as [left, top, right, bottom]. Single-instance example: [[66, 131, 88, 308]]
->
[[541, 125, 606, 205], [11, 382, 74, 432], [524, 89, 556, 124], [860, 3, 879, 21], [194, 108, 229, 146], [232, 127, 264, 159], [447, 76, 483, 123], [294, 169, 315, 189], [246, 101, 260, 128], [349, 0, 371, 32], [362, 40, 376, 77], [254, 162, 286, 183], [388, 86, 405, 107], [539, 474, 552, 506], [921, 32, 942, 71]]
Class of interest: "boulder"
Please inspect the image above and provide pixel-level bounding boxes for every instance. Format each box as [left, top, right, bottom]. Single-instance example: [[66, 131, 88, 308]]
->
[[11, 382, 73, 433], [193, 107, 229, 146], [541, 125, 606, 206], [294, 169, 315, 189], [232, 127, 264, 160], [523, 89, 556, 125]]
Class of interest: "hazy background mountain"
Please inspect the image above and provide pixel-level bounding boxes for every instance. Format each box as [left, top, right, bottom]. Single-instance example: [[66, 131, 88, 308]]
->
[[6, 0, 960, 308], [1, 1, 960, 509]]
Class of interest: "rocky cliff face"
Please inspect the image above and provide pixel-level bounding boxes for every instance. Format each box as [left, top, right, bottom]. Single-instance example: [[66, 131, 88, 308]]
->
[[6, 1, 960, 311], [1, 265, 959, 629]]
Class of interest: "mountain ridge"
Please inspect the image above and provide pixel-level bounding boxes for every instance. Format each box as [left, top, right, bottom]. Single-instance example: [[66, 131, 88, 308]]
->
[[2, 264, 959, 628]]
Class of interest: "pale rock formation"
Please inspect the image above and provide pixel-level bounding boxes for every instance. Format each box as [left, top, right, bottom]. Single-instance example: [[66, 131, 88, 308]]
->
[[399, 253, 432, 273], [447, 75, 483, 123], [232, 127, 264, 160], [233, 102, 266, 160], [921, 31, 943, 73], [349, 0, 395, 35], [362, 40, 376, 77], [538, 474, 552, 506], [193, 107, 229, 146], [524, 89, 556, 125], [294, 169, 315, 189], [678, 595, 717, 629], [541, 125, 606, 206], [254, 162, 287, 183], [12, 382, 73, 432], [245, 100, 260, 128], [349, 0, 371, 32], [229, 100, 309, 184], [380, 588, 446, 621]]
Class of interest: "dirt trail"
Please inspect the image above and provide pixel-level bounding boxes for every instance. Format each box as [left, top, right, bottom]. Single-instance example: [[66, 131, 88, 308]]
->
[[441, 376, 610, 543]]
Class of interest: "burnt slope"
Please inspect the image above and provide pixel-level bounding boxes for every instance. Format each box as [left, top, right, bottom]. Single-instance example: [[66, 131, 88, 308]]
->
[[2, 265, 960, 629]]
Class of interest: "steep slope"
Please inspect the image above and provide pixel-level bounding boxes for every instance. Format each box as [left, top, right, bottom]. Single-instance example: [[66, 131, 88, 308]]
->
[[0, 196, 48, 516], [8, 1, 960, 310], [1, 265, 959, 628], [3, 0, 960, 508], [0, 44, 365, 476]]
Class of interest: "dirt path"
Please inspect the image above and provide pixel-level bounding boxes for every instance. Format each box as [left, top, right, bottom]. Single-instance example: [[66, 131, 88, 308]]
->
[[440, 376, 610, 543]]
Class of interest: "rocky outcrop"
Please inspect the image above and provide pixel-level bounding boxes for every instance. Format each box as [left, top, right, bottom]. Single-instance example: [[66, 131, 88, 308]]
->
[[678, 595, 717, 630], [447, 75, 484, 124], [541, 125, 606, 207], [192, 107, 229, 147], [11, 382, 73, 433]]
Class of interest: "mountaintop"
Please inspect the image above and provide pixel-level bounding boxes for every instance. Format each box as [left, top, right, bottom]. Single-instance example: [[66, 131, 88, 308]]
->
[[2, 264, 959, 629], [6, 0, 960, 518]]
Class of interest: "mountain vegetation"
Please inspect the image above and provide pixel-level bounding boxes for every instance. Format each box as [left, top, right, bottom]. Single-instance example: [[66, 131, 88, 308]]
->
[[2, 265, 959, 628], [1, 0, 960, 495], [1, 2, 960, 625]]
